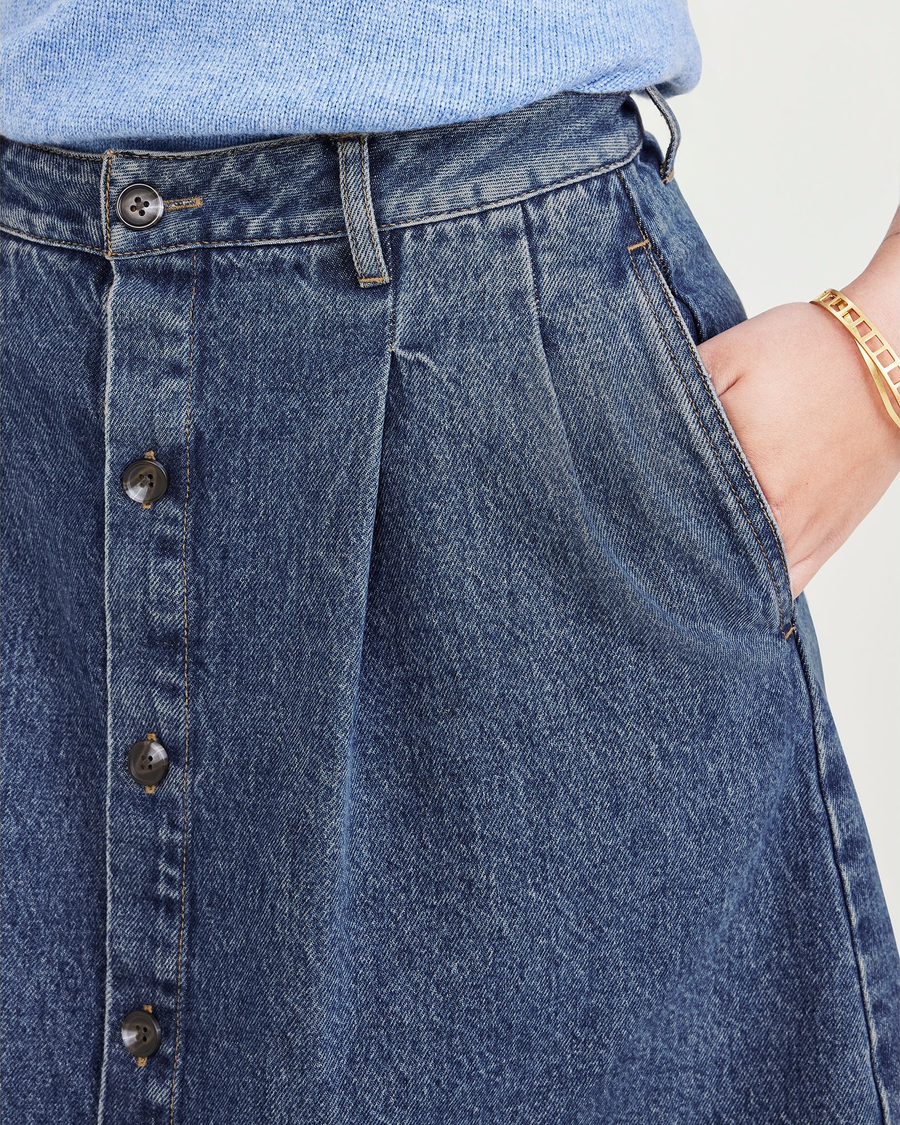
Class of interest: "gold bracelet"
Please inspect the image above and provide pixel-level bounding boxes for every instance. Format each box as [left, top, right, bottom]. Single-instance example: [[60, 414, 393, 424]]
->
[[810, 288, 900, 427], [854, 339, 900, 427]]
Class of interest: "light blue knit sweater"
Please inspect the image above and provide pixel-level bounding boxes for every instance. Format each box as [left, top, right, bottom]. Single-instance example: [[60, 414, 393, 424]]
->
[[1, 0, 700, 151]]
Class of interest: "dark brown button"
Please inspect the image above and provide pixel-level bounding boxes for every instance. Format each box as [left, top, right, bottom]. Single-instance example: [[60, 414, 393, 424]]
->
[[121, 1008, 162, 1058], [115, 183, 164, 230], [128, 737, 169, 789], [121, 456, 168, 506]]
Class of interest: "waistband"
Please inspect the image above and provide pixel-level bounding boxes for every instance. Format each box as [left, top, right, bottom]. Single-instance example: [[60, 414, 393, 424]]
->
[[0, 89, 676, 284]]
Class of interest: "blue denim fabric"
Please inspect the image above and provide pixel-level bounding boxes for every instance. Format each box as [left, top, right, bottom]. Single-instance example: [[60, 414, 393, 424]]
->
[[1, 90, 897, 1124]]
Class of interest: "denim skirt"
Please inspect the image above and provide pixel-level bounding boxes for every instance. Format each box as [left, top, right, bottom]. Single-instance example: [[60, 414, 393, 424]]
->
[[1, 90, 897, 1124]]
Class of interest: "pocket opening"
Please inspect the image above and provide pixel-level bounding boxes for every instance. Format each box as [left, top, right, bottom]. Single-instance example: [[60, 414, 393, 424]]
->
[[623, 230, 796, 640]]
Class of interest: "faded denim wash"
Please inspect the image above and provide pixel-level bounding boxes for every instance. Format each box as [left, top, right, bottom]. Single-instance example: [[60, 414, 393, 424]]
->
[[1, 89, 897, 1125]]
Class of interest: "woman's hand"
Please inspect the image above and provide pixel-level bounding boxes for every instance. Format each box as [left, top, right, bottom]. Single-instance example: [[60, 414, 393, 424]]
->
[[697, 297, 899, 600]]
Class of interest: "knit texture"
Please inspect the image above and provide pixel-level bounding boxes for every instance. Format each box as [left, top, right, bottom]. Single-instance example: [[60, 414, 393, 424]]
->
[[1, 0, 701, 151]]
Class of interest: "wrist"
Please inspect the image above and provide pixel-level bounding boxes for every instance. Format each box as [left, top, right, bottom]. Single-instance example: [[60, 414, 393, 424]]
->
[[842, 259, 899, 355], [808, 292, 900, 451]]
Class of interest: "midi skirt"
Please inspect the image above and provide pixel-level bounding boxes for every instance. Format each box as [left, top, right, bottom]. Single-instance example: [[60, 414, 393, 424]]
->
[[1, 89, 897, 1124]]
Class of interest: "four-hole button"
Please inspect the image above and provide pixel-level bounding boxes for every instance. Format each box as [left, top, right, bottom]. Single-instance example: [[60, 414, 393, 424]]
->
[[121, 454, 168, 507], [121, 1008, 162, 1059], [128, 735, 170, 790], [115, 183, 164, 230]]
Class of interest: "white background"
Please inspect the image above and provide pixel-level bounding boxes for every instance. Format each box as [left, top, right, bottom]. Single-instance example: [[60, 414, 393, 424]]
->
[[642, 0, 899, 924]]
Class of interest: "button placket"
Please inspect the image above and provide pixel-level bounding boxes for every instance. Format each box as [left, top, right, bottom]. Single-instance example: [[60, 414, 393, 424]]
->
[[100, 219, 198, 1121]]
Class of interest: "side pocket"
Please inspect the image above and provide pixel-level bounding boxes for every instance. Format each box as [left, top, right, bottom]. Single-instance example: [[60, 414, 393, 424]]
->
[[623, 224, 796, 640]]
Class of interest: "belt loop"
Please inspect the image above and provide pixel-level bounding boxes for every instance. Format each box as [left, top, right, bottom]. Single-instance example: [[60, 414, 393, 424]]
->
[[335, 134, 390, 288], [643, 86, 682, 184]]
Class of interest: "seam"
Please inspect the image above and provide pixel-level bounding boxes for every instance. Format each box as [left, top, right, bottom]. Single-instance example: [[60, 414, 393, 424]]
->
[[337, 138, 366, 279], [796, 629, 891, 1123], [378, 140, 643, 233], [640, 242, 794, 611], [168, 248, 197, 1125], [614, 164, 793, 633], [0, 224, 346, 256], [643, 85, 681, 183], [132, 136, 311, 161], [627, 243, 790, 636], [103, 133, 321, 163], [386, 231, 397, 352], [110, 230, 348, 257], [358, 138, 387, 278], [2, 139, 105, 160], [0, 223, 105, 253], [614, 166, 703, 341], [519, 202, 543, 325], [95, 263, 117, 1125], [104, 153, 112, 257]]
